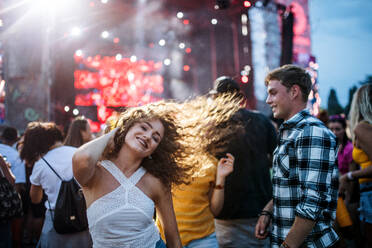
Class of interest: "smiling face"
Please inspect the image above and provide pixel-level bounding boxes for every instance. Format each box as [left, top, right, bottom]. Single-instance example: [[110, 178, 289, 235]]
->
[[124, 119, 164, 158], [266, 79, 294, 121]]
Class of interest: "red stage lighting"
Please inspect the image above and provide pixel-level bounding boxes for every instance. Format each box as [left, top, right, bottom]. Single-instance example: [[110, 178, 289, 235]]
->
[[185, 48, 191, 53], [183, 19, 190, 25], [113, 37, 120, 43], [241, 75, 249, 83], [243, 1, 252, 8], [183, 65, 190, 71]]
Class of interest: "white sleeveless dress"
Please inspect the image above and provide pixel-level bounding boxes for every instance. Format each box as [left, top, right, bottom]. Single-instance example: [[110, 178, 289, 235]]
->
[[87, 160, 160, 247]]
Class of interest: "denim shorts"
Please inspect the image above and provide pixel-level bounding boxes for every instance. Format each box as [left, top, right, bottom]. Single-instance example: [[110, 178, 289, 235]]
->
[[359, 182, 372, 224], [184, 233, 218, 248], [155, 239, 166, 248]]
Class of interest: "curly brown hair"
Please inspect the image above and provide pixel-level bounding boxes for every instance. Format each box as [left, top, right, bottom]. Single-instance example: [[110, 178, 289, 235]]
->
[[103, 93, 243, 187], [20, 122, 64, 166]]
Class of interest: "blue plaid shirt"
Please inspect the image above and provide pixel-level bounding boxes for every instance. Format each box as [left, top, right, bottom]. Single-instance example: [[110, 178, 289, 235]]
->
[[271, 110, 339, 248]]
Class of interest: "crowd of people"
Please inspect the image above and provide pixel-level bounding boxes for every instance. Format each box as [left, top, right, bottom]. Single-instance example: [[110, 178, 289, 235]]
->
[[0, 64, 371, 248]]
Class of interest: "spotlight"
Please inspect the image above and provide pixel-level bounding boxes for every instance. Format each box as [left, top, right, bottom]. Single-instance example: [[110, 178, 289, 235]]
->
[[73, 108, 79, 116], [158, 39, 166, 46], [115, 54, 122, 61], [64, 106, 70, 112], [70, 27, 81, 36], [244, 1, 252, 8], [75, 50, 83, 56], [211, 19, 218, 25], [163, 59, 171, 66], [176, 12, 184, 19], [101, 31, 109, 39], [130, 55, 137, 62]]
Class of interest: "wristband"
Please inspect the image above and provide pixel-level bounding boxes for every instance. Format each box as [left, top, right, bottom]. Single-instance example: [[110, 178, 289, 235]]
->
[[213, 184, 224, 190], [258, 210, 273, 219], [280, 241, 291, 248], [347, 171, 354, 181]]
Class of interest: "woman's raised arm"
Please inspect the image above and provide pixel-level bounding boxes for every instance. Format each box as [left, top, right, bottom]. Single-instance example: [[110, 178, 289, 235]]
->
[[73, 128, 117, 187]]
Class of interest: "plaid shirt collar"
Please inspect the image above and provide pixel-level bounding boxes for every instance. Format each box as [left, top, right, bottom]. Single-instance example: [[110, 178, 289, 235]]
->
[[279, 109, 310, 131]]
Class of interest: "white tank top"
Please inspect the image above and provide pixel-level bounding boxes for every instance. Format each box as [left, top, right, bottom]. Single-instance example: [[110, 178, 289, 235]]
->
[[87, 160, 160, 248]]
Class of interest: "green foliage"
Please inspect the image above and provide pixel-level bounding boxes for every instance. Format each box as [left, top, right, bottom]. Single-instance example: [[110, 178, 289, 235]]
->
[[327, 88, 344, 115]]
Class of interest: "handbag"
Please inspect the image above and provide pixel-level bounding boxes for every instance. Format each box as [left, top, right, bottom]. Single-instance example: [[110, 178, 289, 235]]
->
[[0, 166, 23, 220]]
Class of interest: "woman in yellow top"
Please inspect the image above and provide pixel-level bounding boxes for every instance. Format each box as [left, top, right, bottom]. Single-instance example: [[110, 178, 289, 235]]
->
[[155, 92, 244, 247], [340, 83, 372, 248]]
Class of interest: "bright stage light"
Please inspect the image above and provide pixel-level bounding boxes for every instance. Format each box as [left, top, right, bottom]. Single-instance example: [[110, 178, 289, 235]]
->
[[179, 43, 185, 49], [73, 108, 79, 116], [101, 0, 108, 3], [177, 12, 184, 19], [163, 59, 171, 66], [75, 50, 83, 56], [158, 39, 166, 46], [211, 19, 218, 25], [130, 55, 137, 62], [0, 19, 3, 27], [244, 1, 252, 8], [64, 106, 70, 112], [101, 31, 109, 39], [71, 27, 81, 36], [115, 54, 122, 61]]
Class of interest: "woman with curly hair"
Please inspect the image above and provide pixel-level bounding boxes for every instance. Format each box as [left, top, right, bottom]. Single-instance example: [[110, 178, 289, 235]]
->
[[340, 83, 372, 248], [20, 122, 92, 248], [73, 94, 241, 248]]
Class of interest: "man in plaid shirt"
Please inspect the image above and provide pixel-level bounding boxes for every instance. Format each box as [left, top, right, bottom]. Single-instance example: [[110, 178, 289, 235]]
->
[[255, 65, 339, 248]]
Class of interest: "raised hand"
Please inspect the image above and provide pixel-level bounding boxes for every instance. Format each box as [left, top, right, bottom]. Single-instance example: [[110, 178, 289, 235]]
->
[[217, 153, 234, 179]]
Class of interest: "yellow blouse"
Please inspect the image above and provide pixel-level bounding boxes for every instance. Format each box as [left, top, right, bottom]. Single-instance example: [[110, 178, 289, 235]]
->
[[353, 146, 372, 184], [156, 163, 216, 246]]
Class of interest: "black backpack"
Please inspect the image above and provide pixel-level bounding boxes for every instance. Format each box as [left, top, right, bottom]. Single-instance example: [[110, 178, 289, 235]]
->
[[42, 157, 88, 234]]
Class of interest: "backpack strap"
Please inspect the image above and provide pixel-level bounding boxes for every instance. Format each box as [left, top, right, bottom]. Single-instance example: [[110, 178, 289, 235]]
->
[[41, 157, 63, 181]]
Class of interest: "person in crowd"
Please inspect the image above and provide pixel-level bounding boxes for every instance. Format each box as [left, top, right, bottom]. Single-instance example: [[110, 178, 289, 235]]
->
[[328, 114, 360, 246], [74, 95, 241, 248], [64, 116, 93, 148], [210, 76, 277, 248], [255, 65, 339, 247], [155, 95, 242, 248], [328, 115, 353, 176], [0, 126, 26, 248], [20, 122, 92, 248], [0, 154, 16, 248], [339, 83, 372, 248]]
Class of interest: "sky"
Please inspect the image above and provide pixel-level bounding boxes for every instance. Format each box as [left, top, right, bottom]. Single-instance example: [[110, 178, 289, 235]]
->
[[309, 0, 372, 108]]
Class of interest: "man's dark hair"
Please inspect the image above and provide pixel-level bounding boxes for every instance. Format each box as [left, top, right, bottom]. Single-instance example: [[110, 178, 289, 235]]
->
[[265, 64, 312, 102], [1, 126, 18, 143], [213, 76, 240, 94]]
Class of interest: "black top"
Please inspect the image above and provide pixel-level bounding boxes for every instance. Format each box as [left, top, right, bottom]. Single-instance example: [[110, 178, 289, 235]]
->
[[216, 109, 277, 219]]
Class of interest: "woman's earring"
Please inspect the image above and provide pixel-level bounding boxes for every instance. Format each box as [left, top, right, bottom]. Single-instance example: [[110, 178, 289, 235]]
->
[[148, 155, 152, 159]]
